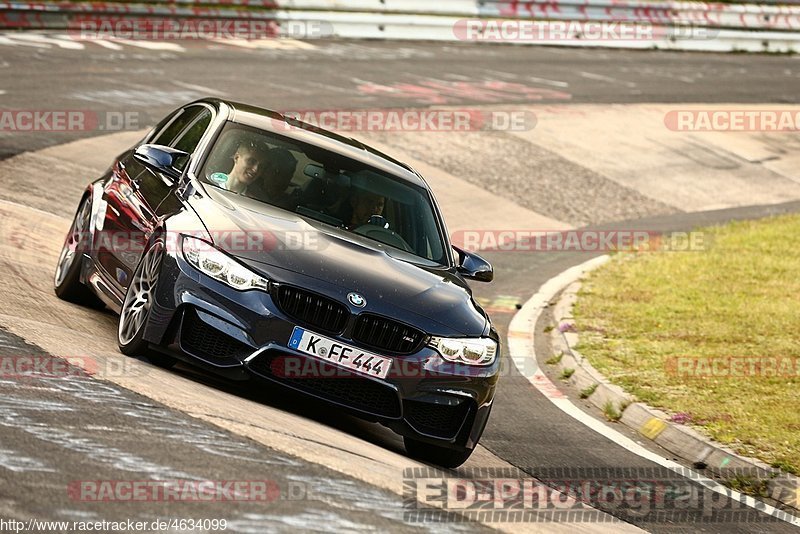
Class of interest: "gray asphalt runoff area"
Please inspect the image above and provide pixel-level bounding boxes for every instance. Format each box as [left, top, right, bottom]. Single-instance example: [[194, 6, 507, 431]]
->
[[0, 36, 799, 533]]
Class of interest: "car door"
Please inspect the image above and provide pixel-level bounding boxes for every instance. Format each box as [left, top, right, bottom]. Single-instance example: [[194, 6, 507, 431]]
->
[[96, 104, 213, 295]]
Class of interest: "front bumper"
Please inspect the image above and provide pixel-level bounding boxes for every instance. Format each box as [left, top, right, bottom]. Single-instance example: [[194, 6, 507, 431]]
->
[[143, 251, 500, 451]]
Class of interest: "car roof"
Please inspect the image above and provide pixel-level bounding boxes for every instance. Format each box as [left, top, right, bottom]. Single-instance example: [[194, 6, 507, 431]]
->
[[195, 98, 428, 189]]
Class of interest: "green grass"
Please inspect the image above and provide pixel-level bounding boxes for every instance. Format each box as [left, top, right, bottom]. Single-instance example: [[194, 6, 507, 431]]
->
[[574, 214, 800, 473], [560, 368, 575, 380], [727, 474, 770, 498], [603, 400, 626, 422], [545, 352, 563, 365], [580, 383, 598, 399]]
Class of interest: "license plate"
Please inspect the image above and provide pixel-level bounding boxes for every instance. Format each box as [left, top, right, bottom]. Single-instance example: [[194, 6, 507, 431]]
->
[[288, 327, 391, 379]]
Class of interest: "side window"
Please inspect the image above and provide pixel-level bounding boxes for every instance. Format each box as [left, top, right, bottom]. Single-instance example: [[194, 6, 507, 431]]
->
[[145, 107, 181, 143], [171, 109, 213, 172], [173, 109, 213, 154], [152, 106, 207, 147]]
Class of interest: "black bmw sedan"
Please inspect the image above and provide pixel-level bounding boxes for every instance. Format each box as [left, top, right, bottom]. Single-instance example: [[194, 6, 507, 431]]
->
[[54, 98, 500, 468]]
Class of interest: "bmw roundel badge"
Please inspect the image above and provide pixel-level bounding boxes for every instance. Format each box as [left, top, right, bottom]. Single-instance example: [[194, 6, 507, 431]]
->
[[348, 292, 366, 307]]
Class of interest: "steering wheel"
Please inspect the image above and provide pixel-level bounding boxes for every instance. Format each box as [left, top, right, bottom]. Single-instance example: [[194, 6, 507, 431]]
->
[[353, 224, 414, 253]]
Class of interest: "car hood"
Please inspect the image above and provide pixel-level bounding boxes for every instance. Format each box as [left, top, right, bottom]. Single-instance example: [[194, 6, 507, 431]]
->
[[188, 187, 488, 336]]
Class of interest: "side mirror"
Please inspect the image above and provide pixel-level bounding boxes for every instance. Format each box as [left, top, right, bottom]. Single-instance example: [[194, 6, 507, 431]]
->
[[453, 245, 493, 282], [134, 144, 189, 181]]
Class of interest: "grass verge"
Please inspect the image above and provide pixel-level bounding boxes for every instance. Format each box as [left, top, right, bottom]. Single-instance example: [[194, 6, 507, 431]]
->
[[573, 214, 800, 474]]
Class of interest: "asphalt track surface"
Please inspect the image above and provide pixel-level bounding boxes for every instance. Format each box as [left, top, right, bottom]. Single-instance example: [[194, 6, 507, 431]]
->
[[1, 35, 800, 532], [1, 36, 799, 160]]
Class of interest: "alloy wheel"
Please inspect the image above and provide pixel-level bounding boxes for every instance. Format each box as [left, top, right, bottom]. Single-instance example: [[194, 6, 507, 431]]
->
[[118, 242, 164, 346], [54, 200, 90, 288]]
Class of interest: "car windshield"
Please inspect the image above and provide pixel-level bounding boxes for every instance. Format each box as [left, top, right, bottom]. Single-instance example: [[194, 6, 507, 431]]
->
[[199, 122, 448, 265]]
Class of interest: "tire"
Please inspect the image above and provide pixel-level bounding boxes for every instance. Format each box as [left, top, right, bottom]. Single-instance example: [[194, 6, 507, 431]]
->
[[403, 437, 474, 469], [53, 197, 104, 308], [117, 237, 177, 369]]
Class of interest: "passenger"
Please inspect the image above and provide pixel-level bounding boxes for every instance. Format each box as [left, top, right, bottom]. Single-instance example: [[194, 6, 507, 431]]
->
[[208, 140, 269, 195]]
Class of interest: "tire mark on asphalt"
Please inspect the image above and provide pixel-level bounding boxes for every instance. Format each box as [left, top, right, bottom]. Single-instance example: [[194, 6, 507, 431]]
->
[[0, 326, 496, 533]]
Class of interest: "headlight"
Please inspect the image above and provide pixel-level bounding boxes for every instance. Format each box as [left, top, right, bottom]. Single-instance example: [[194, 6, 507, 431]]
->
[[429, 336, 497, 366], [182, 235, 269, 291]]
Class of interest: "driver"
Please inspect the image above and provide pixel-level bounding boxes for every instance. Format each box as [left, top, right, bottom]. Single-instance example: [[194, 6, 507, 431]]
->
[[248, 147, 299, 209], [347, 190, 385, 229]]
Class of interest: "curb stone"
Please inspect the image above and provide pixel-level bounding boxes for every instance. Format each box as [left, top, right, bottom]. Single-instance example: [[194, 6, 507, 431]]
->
[[544, 274, 800, 513]]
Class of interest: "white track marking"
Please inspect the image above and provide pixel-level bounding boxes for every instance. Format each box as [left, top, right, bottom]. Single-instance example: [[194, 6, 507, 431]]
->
[[483, 69, 520, 80], [171, 81, 228, 96], [111, 39, 185, 51], [0, 35, 50, 48], [262, 38, 316, 49], [58, 33, 124, 50], [302, 81, 358, 95], [210, 37, 315, 49], [578, 71, 637, 88], [508, 256, 800, 526], [208, 37, 260, 49], [89, 39, 124, 50], [8, 33, 84, 50], [0, 33, 186, 52], [528, 75, 570, 88]]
